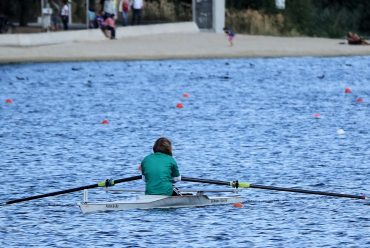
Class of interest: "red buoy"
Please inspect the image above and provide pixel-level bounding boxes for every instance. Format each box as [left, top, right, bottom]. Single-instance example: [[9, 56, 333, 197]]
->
[[345, 87, 352, 94], [5, 98, 13, 104], [176, 103, 184, 108], [312, 113, 321, 118], [101, 119, 109, 124], [356, 97, 364, 103], [233, 202, 244, 208], [183, 93, 190, 98]]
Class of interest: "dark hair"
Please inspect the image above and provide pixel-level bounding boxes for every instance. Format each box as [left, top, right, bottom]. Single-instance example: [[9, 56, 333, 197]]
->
[[153, 137, 172, 156]]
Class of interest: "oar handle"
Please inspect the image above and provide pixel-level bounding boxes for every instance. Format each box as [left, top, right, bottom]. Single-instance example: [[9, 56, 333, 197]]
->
[[181, 177, 250, 188]]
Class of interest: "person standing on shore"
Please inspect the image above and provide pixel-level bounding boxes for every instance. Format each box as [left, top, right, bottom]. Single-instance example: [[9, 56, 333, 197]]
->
[[131, 0, 144, 25], [102, 0, 116, 18], [119, 0, 130, 26], [88, 6, 97, 28], [60, 0, 69, 30], [50, 0, 61, 31], [140, 137, 181, 196]]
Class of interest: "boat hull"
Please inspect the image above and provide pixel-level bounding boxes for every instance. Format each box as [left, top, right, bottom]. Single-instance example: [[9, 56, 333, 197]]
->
[[78, 194, 243, 213]]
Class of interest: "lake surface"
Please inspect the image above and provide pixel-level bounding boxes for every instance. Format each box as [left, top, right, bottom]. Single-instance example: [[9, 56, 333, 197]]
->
[[1, 56, 370, 247]]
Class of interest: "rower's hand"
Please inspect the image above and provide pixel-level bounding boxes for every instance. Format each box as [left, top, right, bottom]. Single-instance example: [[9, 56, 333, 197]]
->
[[98, 178, 115, 187]]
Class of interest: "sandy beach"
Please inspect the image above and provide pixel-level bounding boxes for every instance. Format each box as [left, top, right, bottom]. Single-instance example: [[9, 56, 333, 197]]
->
[[1, 22, 370, 63]]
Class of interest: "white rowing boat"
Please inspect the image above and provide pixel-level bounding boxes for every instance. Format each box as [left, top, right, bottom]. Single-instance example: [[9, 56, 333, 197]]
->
[[77, 189, 243, 213]]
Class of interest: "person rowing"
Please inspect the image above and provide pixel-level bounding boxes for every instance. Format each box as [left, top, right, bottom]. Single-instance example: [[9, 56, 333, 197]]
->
[[140, 137, 181, 196]]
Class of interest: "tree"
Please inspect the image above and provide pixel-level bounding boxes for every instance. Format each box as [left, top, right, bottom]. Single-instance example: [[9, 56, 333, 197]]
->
[[285, 0, 314, 35], [18, 0, 34, 26]]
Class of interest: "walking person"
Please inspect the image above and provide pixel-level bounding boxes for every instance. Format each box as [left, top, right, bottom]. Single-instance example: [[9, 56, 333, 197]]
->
[[223, 27, 236, 46], [119, 0, 130, 26], [60, 0, 69, 30], [131, 0, 144, 25], [140, 137, 181, 196]]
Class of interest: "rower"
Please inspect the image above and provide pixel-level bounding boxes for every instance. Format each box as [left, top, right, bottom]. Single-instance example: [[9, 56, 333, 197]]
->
[[140, 137, 181, 196]]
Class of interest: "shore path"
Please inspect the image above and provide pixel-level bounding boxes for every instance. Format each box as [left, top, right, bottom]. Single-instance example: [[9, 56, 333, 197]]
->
[[1, 25, 370, 63]]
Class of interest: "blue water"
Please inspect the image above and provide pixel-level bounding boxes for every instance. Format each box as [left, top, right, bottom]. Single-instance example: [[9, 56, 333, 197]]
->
[[1, 56, 370, 247]]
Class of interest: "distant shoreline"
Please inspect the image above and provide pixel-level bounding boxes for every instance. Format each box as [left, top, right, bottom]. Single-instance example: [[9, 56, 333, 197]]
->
[[2, 51, 370, 66], [1, 23, 370, 64]]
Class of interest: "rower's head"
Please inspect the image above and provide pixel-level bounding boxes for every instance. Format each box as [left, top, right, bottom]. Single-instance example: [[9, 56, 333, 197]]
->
[[153, 137, 172, 156]]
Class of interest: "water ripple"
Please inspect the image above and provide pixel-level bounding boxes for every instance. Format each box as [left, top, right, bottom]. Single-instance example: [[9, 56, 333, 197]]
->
[[1, 57, 370, 247]]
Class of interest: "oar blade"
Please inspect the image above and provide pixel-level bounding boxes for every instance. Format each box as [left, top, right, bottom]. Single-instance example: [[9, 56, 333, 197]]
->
[[249, 184, 367, 200], [5, 183, 98, 205], [4, 175, 142, 205]]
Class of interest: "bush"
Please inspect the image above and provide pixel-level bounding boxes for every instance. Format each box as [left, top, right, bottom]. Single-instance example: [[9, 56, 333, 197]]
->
[[225, 0, 370, 38], [143, 0, 191, 23], [226, 9, 286, 36]]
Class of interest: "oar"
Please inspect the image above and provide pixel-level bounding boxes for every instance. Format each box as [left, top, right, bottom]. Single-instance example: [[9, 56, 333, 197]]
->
[[4, 175, 142, 205], [181, 176, 367, 200]]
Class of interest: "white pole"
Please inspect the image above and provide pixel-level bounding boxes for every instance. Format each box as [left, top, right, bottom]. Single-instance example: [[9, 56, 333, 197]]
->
[[213, 0, 225, 33], [69, 1, 72, 25], [275, 0, 285, 10], [83, 189, 88, 203], [41, 0, 44, 25]]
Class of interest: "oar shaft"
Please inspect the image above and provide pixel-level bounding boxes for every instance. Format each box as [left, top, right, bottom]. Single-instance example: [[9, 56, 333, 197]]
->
[[5, 175, 142, 205], [115, 175, 142, 184], [181, 177, 230, 186], [249, 184, 366, 199], [6, 183, 98, 205], [181, 176, 366, 200]]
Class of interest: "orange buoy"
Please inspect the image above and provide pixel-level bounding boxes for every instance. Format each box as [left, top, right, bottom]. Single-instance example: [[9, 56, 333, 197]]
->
[[183, 93, 190, 98], [101, 119, 109, 124], [356, 97, 364, 103], [176, 103, 184, 108], [233, 202, 244, 208], [5, 98, 13, 104], [345, 87, 352, 94]]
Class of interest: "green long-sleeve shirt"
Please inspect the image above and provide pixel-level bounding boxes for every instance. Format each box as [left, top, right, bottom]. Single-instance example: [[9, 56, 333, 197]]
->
[[141, 152, 180, 196]]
